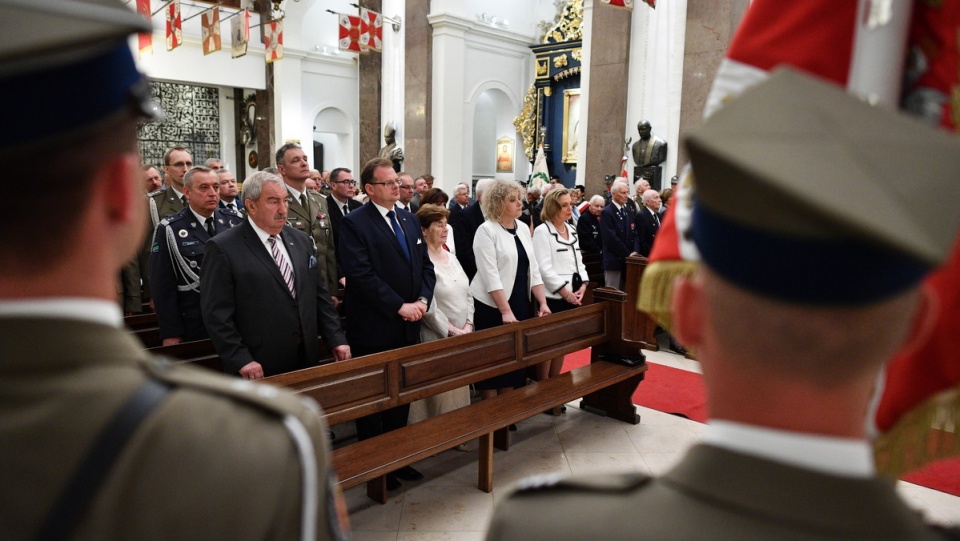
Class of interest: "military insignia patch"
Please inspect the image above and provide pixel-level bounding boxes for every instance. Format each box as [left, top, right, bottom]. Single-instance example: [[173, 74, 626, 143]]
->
[[178, 229, 189, 238], [151, 241, 159, 253]]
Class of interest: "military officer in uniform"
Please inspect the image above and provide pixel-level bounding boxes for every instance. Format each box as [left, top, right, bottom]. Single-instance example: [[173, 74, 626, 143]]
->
[[0, 2, 347, 540], [486, 70, 960, 540], [150, 166, 242, 346], [276, 142, 339, 295]]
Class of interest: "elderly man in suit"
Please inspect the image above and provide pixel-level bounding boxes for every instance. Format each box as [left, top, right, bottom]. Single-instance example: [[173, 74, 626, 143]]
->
[[201, 171, 350, 380], [487, 69, 960, 541], [0, 3, 347, 538], [599, 180, 637, 290], [451, 177, 495, 280], [633, 189, 662, 257], [339, 157, 436, 489]]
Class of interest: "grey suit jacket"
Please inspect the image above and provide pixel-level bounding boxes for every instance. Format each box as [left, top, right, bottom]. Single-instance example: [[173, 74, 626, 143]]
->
[[201, 219, 346, 376], [488, 444, 953, 540]]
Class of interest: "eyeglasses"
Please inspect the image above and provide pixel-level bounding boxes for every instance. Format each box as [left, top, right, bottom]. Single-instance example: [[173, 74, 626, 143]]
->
[[169, 161, 193, 168], [333, 180, 357, 186], [398, 184, 415, 190], [367, 180, 401, 187]]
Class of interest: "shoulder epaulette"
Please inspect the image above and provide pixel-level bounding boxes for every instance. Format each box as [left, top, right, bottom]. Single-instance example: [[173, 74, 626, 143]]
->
[[147, 188, 165, 198]]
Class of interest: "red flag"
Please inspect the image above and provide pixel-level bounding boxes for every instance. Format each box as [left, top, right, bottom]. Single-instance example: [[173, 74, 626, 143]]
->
[[338, 14, 362, 53], [231, 9, 250, 59], [264, 19, 284, 63], [600, 0, 634, 10], [360, 8, 383, 53], [201, 7, 221, 56], [136, 0, 152, 57], [165, 0, 182, 51]]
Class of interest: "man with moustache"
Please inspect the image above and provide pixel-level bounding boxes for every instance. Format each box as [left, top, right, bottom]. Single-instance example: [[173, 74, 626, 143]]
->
[[201, 172, 350, 379], [150, 167, 242, 345], [143, 164, 162, 193]]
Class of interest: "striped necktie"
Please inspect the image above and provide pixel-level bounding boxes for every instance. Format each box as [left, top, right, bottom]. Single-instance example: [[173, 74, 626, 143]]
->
[[268, 235, 296, 298]]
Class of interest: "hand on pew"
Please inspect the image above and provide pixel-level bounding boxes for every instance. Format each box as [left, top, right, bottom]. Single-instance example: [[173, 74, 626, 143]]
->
[[240, 361, 264, 381], [332, 345, 352, 362]]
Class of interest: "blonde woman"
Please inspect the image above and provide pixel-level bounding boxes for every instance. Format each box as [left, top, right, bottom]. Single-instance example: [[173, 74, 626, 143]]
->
[[533, 189, 589, 386], [470, 179, 550, 401]]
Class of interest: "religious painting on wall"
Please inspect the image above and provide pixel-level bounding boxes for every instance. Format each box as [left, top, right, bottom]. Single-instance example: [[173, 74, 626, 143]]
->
[[496, 136, 515, 173], [562, 89, 580, 163]]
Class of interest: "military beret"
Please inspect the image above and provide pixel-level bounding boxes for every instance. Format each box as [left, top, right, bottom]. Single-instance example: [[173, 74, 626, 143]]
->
[[684, 67, 960, 305]]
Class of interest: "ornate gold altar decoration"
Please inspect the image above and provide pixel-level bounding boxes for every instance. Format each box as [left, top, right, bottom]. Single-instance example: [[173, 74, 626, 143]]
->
[[542, 0, 583, 44], [553, 54, 568, 68], [514, 84, 541, 161]]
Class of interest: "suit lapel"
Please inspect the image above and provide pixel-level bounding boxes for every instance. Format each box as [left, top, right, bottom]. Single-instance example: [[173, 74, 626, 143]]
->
[[365, 203, 409, 262]]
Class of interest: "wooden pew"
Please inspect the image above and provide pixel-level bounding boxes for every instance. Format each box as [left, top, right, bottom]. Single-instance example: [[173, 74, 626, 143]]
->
[[624, 254, 658, 350], [264, 287, 648, 503]]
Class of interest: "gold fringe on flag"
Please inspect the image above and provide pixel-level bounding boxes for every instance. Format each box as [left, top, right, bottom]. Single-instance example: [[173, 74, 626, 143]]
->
[[874, 385, 960, 478], [636, 259, 698, 332]]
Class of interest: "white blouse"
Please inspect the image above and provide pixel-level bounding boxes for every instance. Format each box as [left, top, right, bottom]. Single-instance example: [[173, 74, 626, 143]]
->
[[421, 250, 474, 342], [469, 219, 544, 308], [533, 221, 590, 299]]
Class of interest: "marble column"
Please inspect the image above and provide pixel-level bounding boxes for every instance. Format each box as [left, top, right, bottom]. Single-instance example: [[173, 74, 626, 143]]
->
[[582, 2, 631, 198], [404, 0, 432, 175], [676, 0, 748, 170], [359, 0, 383, 166]]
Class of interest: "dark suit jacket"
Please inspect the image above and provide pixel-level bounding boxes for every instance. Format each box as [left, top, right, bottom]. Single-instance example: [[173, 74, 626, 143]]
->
[[633, 207, 661, 257], [450, 200, 485, 280], [218, 199, 244, 212], [200, 220, 347, 377], [576, 210, 603, 254], [599, 202, 636, 272], [488, 444, 948, 540], [339, 203, 436, 356], [326, 194, 362, 254]]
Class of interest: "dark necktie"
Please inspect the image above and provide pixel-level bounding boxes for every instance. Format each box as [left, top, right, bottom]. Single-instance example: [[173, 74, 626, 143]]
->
[[387, 210, 411, 262], [300, 194, 308, 210], [181, 195, 187, 207], [342, 203, 349, 215], [205, 217, 215, 237]]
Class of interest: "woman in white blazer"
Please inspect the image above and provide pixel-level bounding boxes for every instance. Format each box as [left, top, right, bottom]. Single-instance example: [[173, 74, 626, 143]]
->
[[532, 189, 589, 387], [470, 179, 550, 400]]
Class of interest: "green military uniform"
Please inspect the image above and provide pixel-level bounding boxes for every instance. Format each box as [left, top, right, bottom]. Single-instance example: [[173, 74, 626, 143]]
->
[[0, 314, 347, 541], [285, 187, 339, 293], [487, 445, 957, 540], [139, 187, 186, 300], [118, 260, 141, 313]]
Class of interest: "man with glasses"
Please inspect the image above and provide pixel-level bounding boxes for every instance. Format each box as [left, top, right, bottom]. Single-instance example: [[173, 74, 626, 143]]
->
[[327, 167, 361, 254], [396, 172, 418, 213], [339, 158, 436, 490]]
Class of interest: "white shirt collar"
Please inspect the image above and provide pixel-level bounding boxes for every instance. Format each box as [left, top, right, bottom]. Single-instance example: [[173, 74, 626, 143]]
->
[[703, 420, 875, 478], [189, 207, 213, 226], [285, 184, 306, 202], [372, 201, 395, 218], [0, 298, 122, 328], [169, 186, 185, 201]]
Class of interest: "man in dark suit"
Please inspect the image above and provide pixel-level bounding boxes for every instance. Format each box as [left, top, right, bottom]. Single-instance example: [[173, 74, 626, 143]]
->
[[326, 167, 362, 254], [633, 189, 662, 257], [448, 182, 470, 216], [339, 157, 436, 488], [201, 171, 350, 380], [450, 177, 494, 280], [150, 167, 242, 345], [576, 195, 604, 254], [216, 169, 243, 214], [396, 172, 418, 213], [599, 180, 637, 290]]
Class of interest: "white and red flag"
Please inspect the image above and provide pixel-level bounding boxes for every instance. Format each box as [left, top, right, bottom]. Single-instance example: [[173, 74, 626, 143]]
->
[[600, 0, 634, 10], [231, 8, 250, 58], [165, 0, 182, 51], [338, 14, 363, 53], [201, 7, 221, 55], [360, 8, 383, 52], [264, 19, 284, 63], [136, 0, 152, 57]]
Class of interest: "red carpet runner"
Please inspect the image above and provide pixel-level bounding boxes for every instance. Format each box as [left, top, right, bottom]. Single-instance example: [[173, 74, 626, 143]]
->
[[560, 348, 960, 497]]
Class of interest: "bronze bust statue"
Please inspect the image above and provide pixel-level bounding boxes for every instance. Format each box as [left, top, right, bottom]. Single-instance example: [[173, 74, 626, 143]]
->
[[631, 120, 667, 168], [378, 121, 404, 172]]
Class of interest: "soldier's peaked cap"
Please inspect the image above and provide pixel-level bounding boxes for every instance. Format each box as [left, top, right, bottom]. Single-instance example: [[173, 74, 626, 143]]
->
[[684, 67, 960, 305], [0, 0, 161, 150]]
